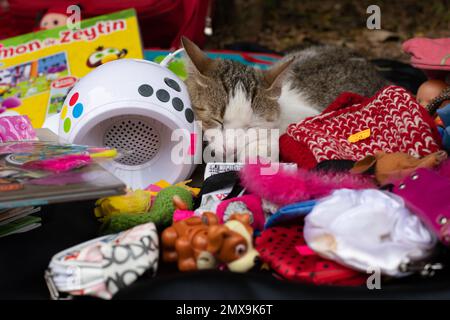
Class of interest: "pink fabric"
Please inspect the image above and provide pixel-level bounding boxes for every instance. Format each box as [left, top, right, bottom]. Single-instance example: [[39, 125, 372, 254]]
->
[[295, 245, 316, 256], [23, 154, 92, 172], [403, 38, 450, 71], [173, 209, 195, 222], [216, 195, 265, 231], [240, 163, 375, 206], [0, 116, 36, 142]]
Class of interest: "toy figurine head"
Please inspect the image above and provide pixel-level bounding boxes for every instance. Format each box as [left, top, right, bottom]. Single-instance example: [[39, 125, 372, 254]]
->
[[416, 79, 448, 109], [39, 6, 70, 30]]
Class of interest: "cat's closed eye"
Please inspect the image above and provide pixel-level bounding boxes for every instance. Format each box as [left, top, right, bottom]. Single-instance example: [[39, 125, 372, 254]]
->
[[211, 118, 223, 127]]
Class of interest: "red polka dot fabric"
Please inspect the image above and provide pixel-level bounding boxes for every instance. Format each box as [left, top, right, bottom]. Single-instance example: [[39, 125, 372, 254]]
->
[[256, 225, 366, 286]]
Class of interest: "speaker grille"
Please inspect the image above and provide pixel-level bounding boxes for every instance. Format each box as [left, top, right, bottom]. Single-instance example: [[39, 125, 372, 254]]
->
[[103, 118, 160, 166]]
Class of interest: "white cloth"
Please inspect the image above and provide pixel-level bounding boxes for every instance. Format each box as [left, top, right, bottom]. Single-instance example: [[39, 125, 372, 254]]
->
[[304, 189, 436, 277]]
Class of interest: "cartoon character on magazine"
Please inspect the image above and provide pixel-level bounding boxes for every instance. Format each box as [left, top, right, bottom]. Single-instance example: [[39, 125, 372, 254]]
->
[[86, 46, 128, 68], [36, 5, 71, 31], [0, 69, 13, 96]]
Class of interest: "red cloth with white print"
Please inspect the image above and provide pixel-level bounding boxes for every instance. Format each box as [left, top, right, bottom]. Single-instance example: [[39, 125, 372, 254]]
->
[[256, 225, 366, 286], [280, 86, 442, 169]]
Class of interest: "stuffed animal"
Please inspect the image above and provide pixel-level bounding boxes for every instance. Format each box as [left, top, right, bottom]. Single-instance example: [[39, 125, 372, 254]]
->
[[100, 212, 152, 235], [99, 185, 194, 234], [351, 151, 448, 185], [161, 212, 259, 272], [94, 189, 152, 221], [149, 185, 193, 228]]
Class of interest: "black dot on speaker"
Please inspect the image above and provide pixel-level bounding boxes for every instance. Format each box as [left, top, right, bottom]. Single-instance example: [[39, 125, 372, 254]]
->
[[138, 84, 153, 97], [172, 97, 184, 111], [156, 89, 170, 102], [185, 108, 194, 123], [164, 77, 181, 92]]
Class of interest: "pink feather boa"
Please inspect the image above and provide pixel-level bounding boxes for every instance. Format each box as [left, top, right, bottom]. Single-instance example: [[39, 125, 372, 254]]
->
[[240, 163, 375, 206]]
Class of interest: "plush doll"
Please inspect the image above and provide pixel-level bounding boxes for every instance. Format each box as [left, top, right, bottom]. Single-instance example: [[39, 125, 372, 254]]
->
[[351, 151, 448, 185], [161, 212, 258, 272], [37, 5, 71, 31]]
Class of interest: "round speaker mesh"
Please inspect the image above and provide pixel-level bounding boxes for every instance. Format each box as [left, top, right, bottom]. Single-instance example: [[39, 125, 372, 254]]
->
[[103, 118, 160, 166]]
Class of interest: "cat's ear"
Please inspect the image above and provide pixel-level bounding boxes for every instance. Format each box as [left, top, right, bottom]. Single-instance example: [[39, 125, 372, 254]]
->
[[182, 36, 214, 77], [263, 58, 294, 94]]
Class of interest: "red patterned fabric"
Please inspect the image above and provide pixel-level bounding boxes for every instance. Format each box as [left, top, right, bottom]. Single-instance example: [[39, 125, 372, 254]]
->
[[280, 86, 442, 169], [256, 225, 366, 286]]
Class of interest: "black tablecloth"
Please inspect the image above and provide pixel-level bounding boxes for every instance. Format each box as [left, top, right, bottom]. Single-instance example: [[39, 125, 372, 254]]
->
[[2, 200, 450, 300]]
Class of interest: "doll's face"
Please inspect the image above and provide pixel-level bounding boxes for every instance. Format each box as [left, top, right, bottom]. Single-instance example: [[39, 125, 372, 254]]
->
[[40, 13, 68, 30], [416, 80, 448, 107]]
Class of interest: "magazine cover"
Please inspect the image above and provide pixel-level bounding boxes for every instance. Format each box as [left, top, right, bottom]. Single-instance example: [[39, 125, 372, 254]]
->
[[0, 9, 143, 128], [0, 129, 126, 209]]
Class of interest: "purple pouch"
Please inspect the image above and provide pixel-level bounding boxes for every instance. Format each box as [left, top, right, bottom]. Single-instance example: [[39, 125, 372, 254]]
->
[[0, 116, 36, 142], [393, 168, 450, 245]]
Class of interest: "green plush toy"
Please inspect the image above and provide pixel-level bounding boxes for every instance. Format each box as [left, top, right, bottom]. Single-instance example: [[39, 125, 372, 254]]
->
[[100, 212, 152, 235], [149, 185, 193, 227], [100, 185, 194, 234]]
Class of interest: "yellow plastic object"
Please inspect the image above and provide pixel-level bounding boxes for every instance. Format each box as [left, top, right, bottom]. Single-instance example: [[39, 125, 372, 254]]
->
[[94, 189, 151, 220], [90, 149, 118, 159], [147, 179, 200, 199]]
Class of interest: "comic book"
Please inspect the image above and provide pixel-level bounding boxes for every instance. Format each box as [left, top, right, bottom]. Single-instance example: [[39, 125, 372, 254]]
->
[[0, 129, 126, 209], [0, 9, 143, 128]]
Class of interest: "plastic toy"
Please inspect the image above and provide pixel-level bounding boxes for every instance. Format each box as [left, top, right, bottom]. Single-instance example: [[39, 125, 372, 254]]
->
[[48, 57, 200, 189], [161, 212, 259, 272]]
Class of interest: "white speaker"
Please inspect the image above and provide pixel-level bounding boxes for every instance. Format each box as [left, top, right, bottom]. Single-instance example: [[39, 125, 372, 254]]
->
[[47, 58, 200, 189]]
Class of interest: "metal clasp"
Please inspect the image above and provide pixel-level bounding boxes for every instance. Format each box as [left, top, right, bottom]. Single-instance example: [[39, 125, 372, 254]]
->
[[44, 270, 73, 300]]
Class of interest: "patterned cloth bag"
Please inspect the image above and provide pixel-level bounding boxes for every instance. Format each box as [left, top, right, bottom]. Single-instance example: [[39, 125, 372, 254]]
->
[[45, 223, 159, 299], [280, 86, 442, 169]]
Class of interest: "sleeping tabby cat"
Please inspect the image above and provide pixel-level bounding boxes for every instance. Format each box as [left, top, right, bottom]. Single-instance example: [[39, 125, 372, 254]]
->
[[182, 37, 387, 161]]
